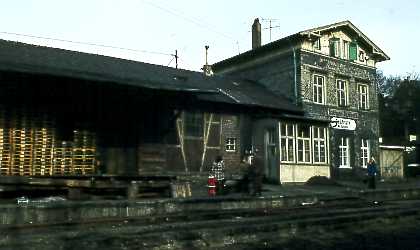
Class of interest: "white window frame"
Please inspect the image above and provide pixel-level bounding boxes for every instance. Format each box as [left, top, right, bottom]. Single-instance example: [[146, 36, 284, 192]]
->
[[339, 137, 350, 168], [336, 79, 348, 107], [312, 127, 327, 164], [342, 40, 349, 59], [361, 139, 370, 168], [313, 74, 326, 104], [296, 125, 311, 163], [359, 51, 365, 62], [358, 84, 369, 110], [330, 38, 341, 57], [313, 38, 321, 50], [225, 138, 236, 152], [280, 123, 295, 163]]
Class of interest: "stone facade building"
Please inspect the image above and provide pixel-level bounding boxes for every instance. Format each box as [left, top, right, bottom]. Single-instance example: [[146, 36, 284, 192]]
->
[[213, 20, 389, 181]]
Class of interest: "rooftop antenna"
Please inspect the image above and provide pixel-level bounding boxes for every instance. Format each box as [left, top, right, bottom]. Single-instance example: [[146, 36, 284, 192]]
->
[[261, 18, 280, 41]]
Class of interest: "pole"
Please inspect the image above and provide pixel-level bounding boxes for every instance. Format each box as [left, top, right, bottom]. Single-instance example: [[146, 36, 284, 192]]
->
[[175, 50, 178, 69]]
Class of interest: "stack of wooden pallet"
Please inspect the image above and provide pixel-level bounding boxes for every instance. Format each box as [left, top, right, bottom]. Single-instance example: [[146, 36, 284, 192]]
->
[[11, 120, 33, 176], [72, 130, 96, 175], [32, 120, 55, 176], [52, 141, 73, 175], [0, 127, 11, 175], [0, 109, 98, 176]]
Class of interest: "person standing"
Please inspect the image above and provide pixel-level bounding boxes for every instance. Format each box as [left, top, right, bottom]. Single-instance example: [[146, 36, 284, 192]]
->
[[210, 155, 225, 195], [249, 149, 263, 196], [367, 157, 377, 189]]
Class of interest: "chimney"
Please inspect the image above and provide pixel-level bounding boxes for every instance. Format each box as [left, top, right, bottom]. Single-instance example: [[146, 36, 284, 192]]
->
[[252, 18, 261, 49]]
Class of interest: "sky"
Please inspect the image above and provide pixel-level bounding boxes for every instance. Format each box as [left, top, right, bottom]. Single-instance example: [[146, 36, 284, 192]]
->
[[0, 0, 419, 77]]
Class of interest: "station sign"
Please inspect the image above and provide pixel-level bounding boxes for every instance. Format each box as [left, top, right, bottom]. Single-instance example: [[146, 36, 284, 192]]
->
[[330, 117, 356, 130]]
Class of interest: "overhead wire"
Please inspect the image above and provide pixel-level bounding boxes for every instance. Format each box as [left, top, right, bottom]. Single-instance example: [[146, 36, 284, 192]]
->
[[0, 31, 173, 56], [141, 0, 235, 41]]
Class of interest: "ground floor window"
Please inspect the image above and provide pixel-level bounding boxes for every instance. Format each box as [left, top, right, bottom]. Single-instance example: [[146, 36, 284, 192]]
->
[[280, 123, 295, 162], [313, 127, 327, 163], [339, 137, 350, 168], [361, 139, 370, 167], [297, 125, 311, 163]]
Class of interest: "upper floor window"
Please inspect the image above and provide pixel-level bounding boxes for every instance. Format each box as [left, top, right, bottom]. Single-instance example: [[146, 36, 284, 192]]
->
[[313, 127, 327, 163], [336, 79, 348, 107], [358, 84, 369, 110], [329, 38, 340, 57], [359, 51, 365, 62], [361, 139, 370, 168], [280, 123, 295, 162], [313, 75, 325, 104], [184, 111, 203, 137], [313, 38, 321, 50], [297, 124, 311, 163], [342, 41, 349, 59]]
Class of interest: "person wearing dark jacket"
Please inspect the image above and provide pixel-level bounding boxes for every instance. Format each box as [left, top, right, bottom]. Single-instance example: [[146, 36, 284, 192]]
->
[[249, 149, 263, 196], [367, 157, 377, 189]]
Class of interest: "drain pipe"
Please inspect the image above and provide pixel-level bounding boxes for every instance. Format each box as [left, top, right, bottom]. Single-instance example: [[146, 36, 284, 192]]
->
[[287, 37, 298, 105], [292, 45, 298, 105]]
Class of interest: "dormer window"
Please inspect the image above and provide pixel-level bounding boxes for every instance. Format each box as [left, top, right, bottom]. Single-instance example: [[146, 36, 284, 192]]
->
[[342, 41, 349, 59], [313, 38, 321, 50], [359, 51, 365, 62], [329, 38, 340, 57]]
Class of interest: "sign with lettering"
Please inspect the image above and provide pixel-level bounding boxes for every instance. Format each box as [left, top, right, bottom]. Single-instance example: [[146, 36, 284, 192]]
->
[[330, 117, 356, 130]]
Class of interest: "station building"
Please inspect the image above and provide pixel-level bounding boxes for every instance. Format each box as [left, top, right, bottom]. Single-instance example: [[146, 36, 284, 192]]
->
[[213, 20, 389, 182]]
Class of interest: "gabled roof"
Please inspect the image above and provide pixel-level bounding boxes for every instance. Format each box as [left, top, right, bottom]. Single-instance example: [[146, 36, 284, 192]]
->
[[0, 39, 302, 114], [298, 20, 389, 61], [213, 20, 389, 71]]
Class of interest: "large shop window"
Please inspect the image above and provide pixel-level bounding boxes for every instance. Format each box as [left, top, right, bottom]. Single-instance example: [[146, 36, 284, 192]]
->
[[336, 79, 348, 107], [297, 125, 311, 163], [313, 127, 327, 163], [313, 75, 325, 104], [361, 139, 370, 168], [358, 84, 369, 110], [339, 137, 350, 168], [184, 112, 204, 137], [280, 123, 295, 162]]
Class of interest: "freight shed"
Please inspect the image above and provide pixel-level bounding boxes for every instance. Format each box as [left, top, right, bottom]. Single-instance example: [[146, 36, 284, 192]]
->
[[0, 39, 307, 197]]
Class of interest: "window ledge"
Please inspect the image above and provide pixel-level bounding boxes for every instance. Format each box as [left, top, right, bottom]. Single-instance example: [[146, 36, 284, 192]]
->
[[339, 166, 352, 169]]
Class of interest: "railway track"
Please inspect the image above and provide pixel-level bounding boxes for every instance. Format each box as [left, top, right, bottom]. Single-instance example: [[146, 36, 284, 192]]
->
[[2, 198, 420, 249]]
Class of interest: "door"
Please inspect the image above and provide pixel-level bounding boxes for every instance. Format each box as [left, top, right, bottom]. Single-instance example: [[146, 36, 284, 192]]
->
[[265, 128, 278, 181]]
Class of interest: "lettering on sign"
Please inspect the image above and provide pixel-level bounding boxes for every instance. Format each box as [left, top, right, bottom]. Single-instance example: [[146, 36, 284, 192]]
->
[[330, 117, 356, 130]]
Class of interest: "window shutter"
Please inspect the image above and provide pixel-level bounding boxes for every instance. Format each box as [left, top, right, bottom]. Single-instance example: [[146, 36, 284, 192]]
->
[[349, 42, 357, 60]]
